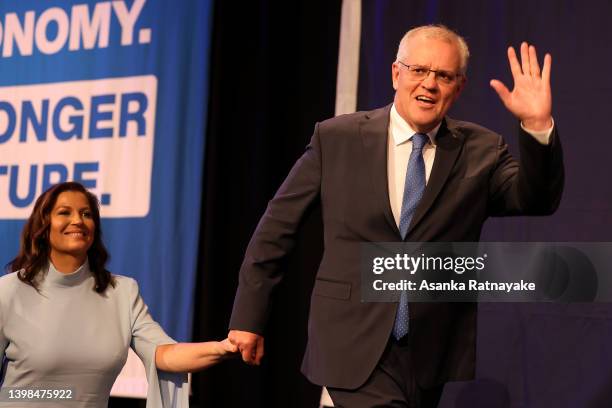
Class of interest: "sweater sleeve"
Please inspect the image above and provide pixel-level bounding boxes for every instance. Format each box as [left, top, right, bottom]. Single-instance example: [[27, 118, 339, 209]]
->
[[127, 278, 189, 408]]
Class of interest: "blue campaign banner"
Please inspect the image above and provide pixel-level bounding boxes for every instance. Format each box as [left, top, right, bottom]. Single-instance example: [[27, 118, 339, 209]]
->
[[0, 0, 212, 341]]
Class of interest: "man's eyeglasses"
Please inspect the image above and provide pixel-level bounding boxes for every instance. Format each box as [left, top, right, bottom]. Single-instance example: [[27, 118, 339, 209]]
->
[[396, 61, 462, 85]]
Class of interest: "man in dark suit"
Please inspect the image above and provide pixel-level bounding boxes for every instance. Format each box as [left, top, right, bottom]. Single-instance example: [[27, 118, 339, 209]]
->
[[228, 25, 563, 407]]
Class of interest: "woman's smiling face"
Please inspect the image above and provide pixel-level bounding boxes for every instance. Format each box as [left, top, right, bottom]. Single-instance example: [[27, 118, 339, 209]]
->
[[49, 191, 95, 262]]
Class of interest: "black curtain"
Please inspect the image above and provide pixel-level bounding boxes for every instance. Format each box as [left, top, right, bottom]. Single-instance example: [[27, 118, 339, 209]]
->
[[191, 1, 342, 407]]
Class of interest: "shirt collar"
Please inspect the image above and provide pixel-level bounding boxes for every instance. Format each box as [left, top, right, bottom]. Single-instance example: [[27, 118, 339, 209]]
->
[[390, 104, 440, 147]]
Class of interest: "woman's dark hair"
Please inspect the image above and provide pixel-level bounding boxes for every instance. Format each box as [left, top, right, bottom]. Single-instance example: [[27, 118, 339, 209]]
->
[[9, 181, 115, 293]]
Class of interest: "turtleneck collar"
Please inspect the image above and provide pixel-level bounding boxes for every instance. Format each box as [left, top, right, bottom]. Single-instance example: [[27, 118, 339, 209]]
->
[[42, 259, 92, 288]]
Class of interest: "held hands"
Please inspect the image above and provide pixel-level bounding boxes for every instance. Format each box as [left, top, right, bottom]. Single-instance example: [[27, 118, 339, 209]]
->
[[228, 329, 264, 365], [217, 338, 240, 359], [154, 339, 239, 373], [490, 42, 553, 131]]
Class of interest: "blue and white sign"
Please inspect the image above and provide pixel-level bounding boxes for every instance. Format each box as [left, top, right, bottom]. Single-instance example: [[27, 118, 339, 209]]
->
[[0, 0, 212, 348], [1, 76, 157, 217]]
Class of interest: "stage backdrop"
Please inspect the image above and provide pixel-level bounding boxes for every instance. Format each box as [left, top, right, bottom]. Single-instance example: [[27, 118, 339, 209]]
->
[[0, 0, 212, 396], [342, 0, 612, 407]]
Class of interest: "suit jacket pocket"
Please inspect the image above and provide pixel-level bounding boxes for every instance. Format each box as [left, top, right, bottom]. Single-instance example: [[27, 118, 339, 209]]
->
[[313, 278, 351, 300]]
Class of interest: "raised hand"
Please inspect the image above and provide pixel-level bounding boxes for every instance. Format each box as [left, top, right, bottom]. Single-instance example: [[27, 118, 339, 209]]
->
[[490, 42, 552, 131], [228, 330, 264, 365]]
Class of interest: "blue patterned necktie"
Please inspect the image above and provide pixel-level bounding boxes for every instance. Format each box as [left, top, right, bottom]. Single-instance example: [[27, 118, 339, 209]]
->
[[393, 132, 428, 340]]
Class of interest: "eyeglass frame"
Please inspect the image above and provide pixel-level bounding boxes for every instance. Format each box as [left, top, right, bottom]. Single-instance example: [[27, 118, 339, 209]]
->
[[396, 60, 464, 85]]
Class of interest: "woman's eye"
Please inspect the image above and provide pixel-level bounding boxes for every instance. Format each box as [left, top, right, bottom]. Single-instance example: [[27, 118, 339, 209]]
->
[[82, 211, 93, 218]]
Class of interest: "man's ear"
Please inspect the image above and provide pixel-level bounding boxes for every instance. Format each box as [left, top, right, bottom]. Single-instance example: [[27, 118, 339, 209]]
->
[[392, 62, 400, 90]]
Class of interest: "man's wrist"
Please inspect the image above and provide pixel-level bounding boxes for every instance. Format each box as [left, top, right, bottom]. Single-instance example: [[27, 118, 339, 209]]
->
[[522, 117, 553, 132], [521, 118, 555, 145]]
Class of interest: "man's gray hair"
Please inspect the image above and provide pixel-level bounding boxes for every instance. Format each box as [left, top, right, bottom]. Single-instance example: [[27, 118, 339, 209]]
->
[[396, 24, 470, 74]]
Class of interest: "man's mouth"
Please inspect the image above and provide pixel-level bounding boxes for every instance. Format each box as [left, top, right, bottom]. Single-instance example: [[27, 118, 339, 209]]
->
[[416, 95, 436, 104]]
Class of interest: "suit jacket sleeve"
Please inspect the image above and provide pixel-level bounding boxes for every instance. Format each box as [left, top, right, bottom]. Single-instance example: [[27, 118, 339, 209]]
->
[[229, 124, 323, 334], [488, 126, 563, 216]]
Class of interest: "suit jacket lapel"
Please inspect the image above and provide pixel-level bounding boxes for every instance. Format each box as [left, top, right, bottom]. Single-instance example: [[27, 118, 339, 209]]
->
[[360, 104, 400, 237], [407, 118, 465, 236]]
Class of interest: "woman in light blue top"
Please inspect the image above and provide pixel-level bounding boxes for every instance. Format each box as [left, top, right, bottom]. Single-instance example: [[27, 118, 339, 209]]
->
[[0, 182, 237, 407]]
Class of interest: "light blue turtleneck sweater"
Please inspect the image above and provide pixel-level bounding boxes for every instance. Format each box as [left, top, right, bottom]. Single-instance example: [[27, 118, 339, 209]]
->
[[0, 262, 188, 407]]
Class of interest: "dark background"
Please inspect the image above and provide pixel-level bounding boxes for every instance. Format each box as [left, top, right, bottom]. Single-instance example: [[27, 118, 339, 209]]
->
[[358, 0, 612, 242], [190, 0, 340, 406], [357, 1, 612, 407], [111, 0, 612, 407]]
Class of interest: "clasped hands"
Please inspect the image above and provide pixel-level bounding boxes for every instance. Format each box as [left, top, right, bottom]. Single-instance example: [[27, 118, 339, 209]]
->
[[228, 330, 265, 365]]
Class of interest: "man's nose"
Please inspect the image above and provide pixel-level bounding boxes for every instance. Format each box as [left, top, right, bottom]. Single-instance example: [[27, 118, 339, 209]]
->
[[420, 70, 438, 90]]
